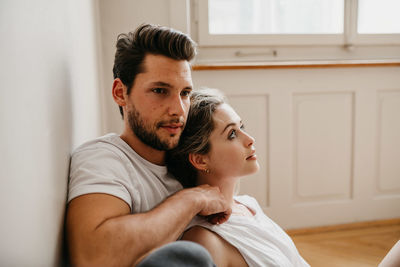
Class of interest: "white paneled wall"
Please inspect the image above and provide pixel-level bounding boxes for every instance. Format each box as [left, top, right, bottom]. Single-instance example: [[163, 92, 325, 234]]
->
[[192, 67, 400, 229], [377, 91, 400, 195], [293, 92, 354, 203]]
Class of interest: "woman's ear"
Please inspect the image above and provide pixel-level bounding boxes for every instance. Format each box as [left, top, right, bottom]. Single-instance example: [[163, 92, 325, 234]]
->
[[189, 153, 209, 171], [112, 78, 127, 107]]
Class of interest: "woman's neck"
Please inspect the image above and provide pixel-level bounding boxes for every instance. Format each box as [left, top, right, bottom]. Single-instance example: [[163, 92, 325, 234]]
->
[[196, 173, 238, 206]]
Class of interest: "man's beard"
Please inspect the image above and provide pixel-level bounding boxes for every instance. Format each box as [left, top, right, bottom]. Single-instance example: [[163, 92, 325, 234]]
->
[[127, 105, 184, 151]]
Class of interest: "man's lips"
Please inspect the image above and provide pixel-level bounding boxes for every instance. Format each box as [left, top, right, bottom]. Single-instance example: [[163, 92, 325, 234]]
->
[[160, 124, 183, 134]]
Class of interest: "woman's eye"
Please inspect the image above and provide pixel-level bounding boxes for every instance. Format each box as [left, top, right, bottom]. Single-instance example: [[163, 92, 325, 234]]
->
[[228, 130, 237, 140]]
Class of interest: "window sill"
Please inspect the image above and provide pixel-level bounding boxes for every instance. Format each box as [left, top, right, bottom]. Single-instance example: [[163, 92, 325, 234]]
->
[[192, 59, 400, 71]]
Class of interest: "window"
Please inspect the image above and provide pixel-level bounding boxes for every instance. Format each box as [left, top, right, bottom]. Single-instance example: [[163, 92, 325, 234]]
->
[[197, 0, 400, 47], [358, 0, 400, 34], [209, 0, 344, 35]]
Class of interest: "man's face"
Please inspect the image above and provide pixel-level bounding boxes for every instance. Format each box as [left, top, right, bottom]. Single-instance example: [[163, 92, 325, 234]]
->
[[125, 54, 193, 151]]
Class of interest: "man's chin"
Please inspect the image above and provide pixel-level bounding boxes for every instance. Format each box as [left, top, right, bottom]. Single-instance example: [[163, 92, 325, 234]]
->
[[161, 138, 180, 151], [165, 141, 180, 151], [139, 134, 178, 151]]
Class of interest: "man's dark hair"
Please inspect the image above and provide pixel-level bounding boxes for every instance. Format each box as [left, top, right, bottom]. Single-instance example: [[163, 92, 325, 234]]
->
[[113, 23, 197, 118]]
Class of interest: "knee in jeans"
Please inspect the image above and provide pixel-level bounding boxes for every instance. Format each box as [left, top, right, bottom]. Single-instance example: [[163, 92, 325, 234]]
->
[[172, 241, 212, 261], [136, 241, 215, 267]]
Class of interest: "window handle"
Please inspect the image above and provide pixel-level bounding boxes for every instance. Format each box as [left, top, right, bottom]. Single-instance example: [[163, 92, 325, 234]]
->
[[235, 50, 278, 58]]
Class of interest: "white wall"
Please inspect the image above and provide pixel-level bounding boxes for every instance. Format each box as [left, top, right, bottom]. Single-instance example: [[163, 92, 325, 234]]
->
[[0, 0, 102, 265]]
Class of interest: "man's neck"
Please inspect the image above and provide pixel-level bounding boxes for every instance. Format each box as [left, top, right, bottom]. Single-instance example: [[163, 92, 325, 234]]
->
[[120, 129, 165, 166]]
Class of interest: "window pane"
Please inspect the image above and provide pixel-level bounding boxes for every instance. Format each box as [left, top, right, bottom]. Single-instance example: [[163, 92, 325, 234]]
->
[[208, 0, 344, 34], [358, 0, 400, 34]]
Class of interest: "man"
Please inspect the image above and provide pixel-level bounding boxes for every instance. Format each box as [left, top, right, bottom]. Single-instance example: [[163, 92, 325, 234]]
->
[[66, 24, 231, 266]]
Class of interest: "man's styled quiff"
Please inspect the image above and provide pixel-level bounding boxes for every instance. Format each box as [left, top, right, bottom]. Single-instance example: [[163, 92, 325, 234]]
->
[[113, 23, 197, 118]]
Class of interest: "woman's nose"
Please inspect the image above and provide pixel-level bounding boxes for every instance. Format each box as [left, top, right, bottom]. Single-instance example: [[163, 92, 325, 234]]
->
[[244, 132, 255, 147]]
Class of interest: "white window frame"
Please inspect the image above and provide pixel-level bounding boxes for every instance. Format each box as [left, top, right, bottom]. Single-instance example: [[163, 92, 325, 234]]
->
[[196, 0, 400, 47]]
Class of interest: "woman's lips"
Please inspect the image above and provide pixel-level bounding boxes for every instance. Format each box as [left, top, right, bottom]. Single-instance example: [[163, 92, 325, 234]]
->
[[246, 152, 257, 160]]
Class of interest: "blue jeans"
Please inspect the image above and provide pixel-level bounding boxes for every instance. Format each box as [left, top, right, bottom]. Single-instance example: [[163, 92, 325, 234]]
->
[[136, 241, 216, 267]]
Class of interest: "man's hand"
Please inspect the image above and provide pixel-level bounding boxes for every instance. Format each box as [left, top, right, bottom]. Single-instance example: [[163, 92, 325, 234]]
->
[[186, 184, 232, 224]]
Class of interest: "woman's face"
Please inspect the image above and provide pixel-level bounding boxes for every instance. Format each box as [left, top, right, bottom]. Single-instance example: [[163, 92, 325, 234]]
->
[[204, 103, 260, 178]]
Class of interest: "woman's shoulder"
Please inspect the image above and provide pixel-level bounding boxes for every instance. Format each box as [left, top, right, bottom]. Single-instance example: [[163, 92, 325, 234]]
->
[[182, 226, 227, 264], [182, 226, 248, 267], [182, 226, 220, 246]]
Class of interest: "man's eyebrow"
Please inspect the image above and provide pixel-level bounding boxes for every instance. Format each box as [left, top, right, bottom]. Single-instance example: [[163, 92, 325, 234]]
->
[[149, 81, 172, 88], [149, 82, 193, 90]]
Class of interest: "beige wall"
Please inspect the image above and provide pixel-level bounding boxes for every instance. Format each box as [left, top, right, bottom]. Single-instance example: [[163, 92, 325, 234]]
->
[[0, 0, 102, 265]]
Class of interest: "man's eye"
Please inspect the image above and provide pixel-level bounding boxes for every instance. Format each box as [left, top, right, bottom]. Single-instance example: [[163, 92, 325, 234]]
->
[[152, 88, 166, 94], [181, 90, 192, 97], [228, 130, 237, 140]]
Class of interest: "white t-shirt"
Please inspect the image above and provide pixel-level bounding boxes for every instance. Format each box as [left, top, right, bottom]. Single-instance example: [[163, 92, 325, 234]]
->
[[68, 133, 183, 213], [186, 195, 310, 267]]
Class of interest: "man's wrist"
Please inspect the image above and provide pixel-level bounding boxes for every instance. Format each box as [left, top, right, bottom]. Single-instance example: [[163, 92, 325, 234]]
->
[[175, 187, 206, 215]]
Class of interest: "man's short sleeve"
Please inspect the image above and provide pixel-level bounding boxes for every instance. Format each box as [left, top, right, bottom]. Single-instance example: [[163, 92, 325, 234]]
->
[[68, 146, 134, 210]]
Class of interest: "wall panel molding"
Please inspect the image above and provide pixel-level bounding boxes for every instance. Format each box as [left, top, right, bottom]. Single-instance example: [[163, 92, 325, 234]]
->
[[293, 92, 355, 203], [376, 89, 400, 196]]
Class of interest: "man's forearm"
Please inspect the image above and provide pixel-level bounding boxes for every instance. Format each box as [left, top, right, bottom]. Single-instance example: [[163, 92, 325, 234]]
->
[[100, 189, 204, 263], [67, 188, 210, 267]]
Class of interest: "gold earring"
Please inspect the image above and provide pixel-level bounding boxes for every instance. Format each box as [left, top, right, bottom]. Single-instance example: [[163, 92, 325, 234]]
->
[[204, 169, 210, 174]]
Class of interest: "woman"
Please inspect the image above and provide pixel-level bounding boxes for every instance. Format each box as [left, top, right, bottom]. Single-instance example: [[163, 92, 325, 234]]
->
[[167, 88, 309, 267]]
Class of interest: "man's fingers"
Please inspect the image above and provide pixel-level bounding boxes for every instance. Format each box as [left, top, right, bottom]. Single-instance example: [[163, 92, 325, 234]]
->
[[206, 214, 221, 224], [195, 184, 232, 220], [206, 209, 232, 225]]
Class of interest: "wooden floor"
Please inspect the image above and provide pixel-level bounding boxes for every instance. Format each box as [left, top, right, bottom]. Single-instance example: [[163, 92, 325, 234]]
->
[[287, 219, 400, 267]]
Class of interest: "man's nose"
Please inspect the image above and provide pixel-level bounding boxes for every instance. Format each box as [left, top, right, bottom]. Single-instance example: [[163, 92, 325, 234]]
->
[[168, 94, 186, 117]]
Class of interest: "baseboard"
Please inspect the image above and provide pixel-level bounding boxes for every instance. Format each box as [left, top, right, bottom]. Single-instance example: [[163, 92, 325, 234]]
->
[[286, 218, 400, 236]]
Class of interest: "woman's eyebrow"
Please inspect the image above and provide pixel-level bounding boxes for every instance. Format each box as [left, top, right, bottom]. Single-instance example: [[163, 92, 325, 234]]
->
[[221, 123, 235, 134]]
